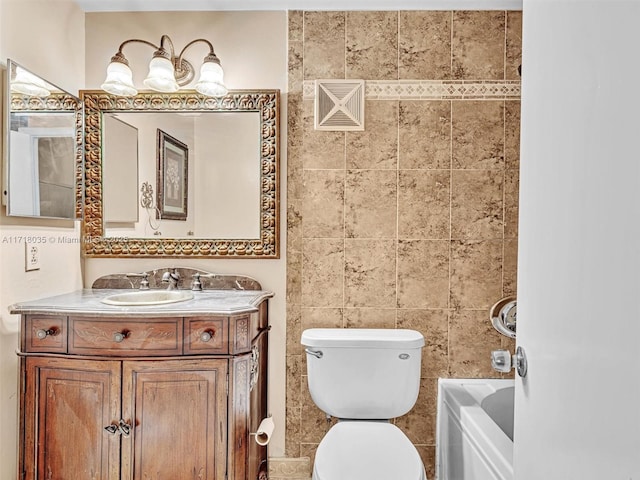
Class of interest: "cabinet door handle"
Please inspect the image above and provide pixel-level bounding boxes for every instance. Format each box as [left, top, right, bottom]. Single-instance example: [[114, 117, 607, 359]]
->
[[113, 331, 129, 343], [36, 328, 56, 339], [104, 424, 118, 435], [118, 419, 132, 437], [200, 330, 215, 342], [104, 420, 132, 436]]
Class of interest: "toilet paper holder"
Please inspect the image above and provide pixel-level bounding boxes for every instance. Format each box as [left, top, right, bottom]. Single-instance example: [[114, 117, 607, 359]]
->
[[250, 415, 274, 446]]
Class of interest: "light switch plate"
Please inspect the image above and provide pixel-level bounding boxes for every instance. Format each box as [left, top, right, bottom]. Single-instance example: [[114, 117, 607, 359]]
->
[[25, 243, 40, 271]]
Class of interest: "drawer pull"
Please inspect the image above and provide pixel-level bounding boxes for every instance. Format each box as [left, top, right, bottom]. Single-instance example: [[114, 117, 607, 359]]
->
[[200, 330, 215, 342], [113, 331, 130, 343], [36, 328, 57, 340]]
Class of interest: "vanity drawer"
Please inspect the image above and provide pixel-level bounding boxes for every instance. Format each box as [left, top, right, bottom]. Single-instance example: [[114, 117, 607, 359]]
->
[[68, 317, 183, 356], [24, 316, 67, 353], [184, 317, 228, 354]]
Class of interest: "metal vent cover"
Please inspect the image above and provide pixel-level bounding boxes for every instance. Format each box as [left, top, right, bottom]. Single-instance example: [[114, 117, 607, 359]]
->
[[314, 80, 365, 131]]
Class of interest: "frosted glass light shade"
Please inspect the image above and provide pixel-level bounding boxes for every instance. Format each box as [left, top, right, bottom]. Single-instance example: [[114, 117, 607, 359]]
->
[[194, 61, 227, 97], [12, 66, 51, 97], [101, 61, 137, 96], [143, 56, 179, 93]]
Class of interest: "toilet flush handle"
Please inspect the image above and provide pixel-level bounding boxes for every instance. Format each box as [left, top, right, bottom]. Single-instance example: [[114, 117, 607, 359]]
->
[[305, 348, 323, 359]]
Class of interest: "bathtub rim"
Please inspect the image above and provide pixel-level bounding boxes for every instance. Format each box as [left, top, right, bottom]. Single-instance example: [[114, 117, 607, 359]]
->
[[436, 378, 515, 480]]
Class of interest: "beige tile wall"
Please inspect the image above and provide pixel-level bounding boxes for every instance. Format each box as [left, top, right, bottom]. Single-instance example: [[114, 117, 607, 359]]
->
[[286, 10, 522, 478]]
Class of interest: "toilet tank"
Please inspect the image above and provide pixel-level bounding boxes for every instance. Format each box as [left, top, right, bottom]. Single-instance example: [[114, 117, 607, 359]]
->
[[301, 328, 425, 419]]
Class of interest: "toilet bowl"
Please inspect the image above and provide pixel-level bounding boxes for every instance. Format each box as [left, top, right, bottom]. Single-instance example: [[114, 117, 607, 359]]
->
[[313, 422, 426, 480], [301, 328, 427, 480]]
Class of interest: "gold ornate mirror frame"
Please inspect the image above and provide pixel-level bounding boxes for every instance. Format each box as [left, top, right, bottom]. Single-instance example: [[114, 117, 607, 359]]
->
[[81, 89, 280, 258], [9, 92, 84, 219]]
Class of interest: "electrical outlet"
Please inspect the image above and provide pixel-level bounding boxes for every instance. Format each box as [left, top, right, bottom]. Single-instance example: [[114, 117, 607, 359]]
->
[[25, 243, 40, 271]]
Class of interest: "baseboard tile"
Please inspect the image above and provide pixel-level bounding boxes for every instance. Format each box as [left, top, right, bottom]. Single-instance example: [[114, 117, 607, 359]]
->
[[269, 457, 311, 480]]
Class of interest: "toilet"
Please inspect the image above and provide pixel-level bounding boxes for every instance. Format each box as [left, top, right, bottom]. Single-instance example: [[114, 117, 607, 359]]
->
[[301, 328, 427, 480]]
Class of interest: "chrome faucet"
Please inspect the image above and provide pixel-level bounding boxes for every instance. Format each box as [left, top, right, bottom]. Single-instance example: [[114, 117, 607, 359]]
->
[[161, 269, 180, 290]]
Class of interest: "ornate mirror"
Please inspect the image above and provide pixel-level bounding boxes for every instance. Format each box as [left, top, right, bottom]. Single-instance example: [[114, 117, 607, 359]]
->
[[5, 59, 83, 219], [81, 90, 280, 258]]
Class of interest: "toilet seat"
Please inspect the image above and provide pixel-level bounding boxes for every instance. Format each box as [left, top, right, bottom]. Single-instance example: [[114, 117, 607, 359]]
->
[[313, 421, 427, 480]]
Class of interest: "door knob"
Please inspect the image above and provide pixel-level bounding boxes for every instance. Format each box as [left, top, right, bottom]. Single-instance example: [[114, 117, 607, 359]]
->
[[491, 349, 512, 373], [491, 346, 528, 377]]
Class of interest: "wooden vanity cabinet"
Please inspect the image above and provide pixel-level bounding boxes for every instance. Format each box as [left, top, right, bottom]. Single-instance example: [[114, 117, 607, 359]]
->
[[17, 307, 269, 480]]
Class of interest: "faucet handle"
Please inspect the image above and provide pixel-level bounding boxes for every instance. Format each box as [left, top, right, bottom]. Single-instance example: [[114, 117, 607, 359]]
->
[[125, 272, 150, 290], [190, 272, 219, 291], [191, 273, 202, 291]]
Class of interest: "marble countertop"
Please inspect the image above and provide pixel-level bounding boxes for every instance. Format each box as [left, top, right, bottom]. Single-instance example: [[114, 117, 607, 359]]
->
[[9, 288, 274, 317]]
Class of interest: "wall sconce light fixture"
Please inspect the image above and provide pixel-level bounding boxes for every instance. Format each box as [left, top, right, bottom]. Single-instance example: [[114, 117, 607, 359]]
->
[[101, 34, 227, 97]]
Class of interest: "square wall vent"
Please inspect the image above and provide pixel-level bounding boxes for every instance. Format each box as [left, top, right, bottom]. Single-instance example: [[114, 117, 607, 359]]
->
[[314, 80, 365, 131]]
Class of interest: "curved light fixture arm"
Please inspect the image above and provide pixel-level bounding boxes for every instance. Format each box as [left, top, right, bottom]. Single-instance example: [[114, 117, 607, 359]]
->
[[111, 39, 160, 65], [176, 38, 216, 64], [176, 39, 223, 86], [158, 35, 177, 58]]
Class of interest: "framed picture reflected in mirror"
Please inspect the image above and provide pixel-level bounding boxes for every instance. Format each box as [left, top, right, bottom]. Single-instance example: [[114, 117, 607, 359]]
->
[[157, 129, 188, 221]]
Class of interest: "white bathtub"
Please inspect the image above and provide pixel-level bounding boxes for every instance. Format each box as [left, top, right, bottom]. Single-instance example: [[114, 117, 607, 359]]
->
[[436, 379, 514, 480]]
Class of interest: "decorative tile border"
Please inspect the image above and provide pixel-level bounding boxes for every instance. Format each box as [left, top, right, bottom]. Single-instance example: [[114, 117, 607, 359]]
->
[[303, 79, 521, 100], [269, 457, 311, 480]]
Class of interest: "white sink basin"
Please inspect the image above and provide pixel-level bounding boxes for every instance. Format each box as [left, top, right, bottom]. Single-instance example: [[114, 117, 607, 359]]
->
[[101, 290, 194, 306]]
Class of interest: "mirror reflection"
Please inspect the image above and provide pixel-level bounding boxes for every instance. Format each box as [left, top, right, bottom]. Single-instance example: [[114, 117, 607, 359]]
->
[[81, 90, 280, 258], [102, 111, 260, 239], [5, 59, 82, 219]]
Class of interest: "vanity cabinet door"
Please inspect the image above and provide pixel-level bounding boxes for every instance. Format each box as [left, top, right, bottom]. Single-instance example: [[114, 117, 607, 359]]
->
[[22, 357, 121, 480], [120, 359, 228, 480]]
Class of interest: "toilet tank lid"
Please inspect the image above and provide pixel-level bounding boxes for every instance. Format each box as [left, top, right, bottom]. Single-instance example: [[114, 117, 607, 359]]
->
[[301, 328, 425, 349]]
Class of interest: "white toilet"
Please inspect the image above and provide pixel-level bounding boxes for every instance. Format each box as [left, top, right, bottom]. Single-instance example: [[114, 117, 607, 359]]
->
[[301, 328, 427, 480]]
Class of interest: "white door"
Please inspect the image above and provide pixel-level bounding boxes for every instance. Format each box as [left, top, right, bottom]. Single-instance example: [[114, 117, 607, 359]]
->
[[515, 0, 640, 478]]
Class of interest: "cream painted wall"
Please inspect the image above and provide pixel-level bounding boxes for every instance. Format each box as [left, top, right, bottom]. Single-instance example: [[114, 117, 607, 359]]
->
[[0, 0, 85, 478], [83, 11, 289, 456]]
